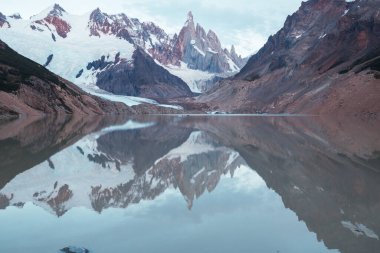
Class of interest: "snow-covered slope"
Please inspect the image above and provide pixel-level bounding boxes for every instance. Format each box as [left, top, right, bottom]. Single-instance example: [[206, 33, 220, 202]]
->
[[0, 4, 244, 96], [2, 13, 133, 86]]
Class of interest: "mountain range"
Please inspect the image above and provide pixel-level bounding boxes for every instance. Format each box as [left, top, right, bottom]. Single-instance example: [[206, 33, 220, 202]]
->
[[0, 4, 244, 97], [0, 0, 379, 117]]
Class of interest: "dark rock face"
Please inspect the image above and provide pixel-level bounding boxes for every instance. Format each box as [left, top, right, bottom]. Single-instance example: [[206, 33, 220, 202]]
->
[[96, 48, 193, 99], [0, 40, 131, 117], [86, 55, 116, 71], [49, 4, 66, 17], [9, 13, 22, 19], [199, 0, 380, 116], [237, 0, 378, 80], [0, 12, 10, 28], [43, 54, 53, 67]]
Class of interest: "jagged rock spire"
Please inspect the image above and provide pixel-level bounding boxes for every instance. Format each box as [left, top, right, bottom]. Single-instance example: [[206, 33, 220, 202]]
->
[[185, 11, 194, 27], [187, 11, 193, 22], [231, 45, 236, 54]]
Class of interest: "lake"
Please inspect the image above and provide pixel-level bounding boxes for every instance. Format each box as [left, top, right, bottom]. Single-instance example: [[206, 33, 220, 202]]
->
[[0, 115, 379, 253]]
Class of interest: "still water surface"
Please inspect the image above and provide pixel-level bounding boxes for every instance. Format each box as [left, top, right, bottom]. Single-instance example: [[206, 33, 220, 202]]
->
[[0, 115, 379, 253]]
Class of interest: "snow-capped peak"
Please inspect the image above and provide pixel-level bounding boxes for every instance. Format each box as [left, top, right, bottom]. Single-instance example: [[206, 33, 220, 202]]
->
[[90, 8, 104, 19], [30, 3, 67, 20], [50, 4, 66, 16]]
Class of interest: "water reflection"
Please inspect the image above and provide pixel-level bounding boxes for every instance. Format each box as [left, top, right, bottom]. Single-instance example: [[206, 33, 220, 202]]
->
[[0, 115, 379, 253]]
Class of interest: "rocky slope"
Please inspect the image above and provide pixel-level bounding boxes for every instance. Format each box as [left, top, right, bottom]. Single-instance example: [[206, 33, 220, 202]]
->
[[198, 0, 380, 116], [0, 5, 244, 97], [0, 40, 132, 118]]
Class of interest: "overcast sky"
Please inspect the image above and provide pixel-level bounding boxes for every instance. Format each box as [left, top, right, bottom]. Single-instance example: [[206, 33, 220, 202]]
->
[[1, 0, 303, 57]]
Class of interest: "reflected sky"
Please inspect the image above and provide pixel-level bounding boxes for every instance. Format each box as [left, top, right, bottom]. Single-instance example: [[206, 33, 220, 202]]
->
[[0, 166, 334, 253], [0, 115, 379, 253]]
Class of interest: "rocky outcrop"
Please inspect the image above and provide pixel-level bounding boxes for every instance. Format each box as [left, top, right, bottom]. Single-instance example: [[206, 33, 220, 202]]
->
[[0, 40, 131, 117], [0, 12, 10, 28], [96, 48, 193, 99], [9, 13, 22, 20], [33, 4, 71, 38], [198, 0, 380, 116]]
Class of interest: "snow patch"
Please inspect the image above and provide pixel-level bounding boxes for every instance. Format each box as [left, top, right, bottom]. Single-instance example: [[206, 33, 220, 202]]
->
[[193, 45, 205, 56], [161, 62, 215, 93], [101, 120, 155, 132], [342, 221, 379, 240]]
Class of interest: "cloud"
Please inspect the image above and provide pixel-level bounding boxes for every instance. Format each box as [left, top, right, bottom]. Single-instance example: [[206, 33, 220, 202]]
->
[[223, 29, 268, 57]]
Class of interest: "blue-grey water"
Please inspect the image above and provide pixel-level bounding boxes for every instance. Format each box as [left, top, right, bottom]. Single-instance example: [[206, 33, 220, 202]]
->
[[0, 115, 379, 253]]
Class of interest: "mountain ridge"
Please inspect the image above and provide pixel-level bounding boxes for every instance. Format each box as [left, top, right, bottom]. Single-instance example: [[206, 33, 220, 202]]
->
[[0, 39, 133, 118], [0, 5, 244, 97], [195, 0, 380, 116]]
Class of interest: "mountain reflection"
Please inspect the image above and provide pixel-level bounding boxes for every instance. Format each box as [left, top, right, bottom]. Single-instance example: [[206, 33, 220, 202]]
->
[[0, 115, 379, 253]]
